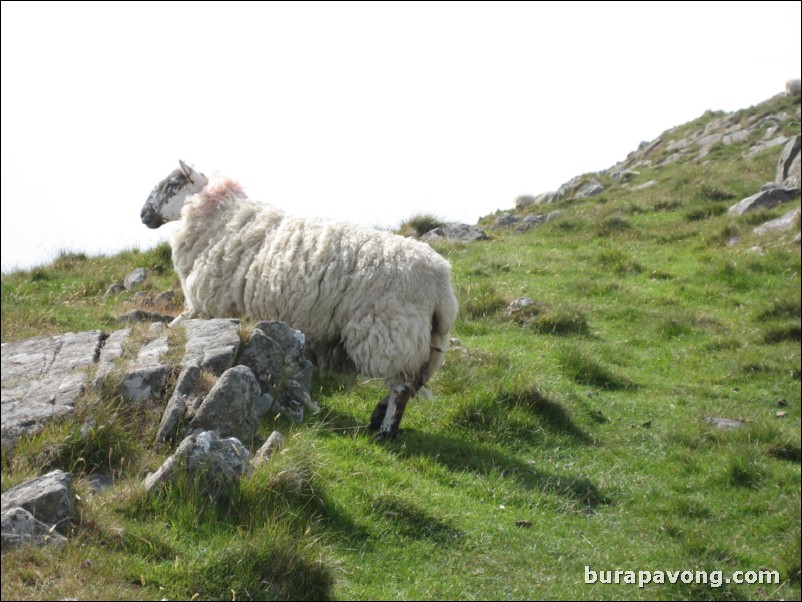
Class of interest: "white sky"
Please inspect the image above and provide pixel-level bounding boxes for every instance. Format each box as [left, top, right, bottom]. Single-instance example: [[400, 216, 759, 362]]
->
[[2, 1, 800, 272]]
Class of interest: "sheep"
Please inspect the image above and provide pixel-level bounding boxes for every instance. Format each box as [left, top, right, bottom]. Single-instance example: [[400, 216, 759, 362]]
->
[[141, 161, 459, 440], [786, 79, 801, 97]]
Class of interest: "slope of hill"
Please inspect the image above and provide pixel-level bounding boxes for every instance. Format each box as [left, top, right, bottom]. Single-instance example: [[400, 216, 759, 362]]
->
[[1, 93, 800, 601]]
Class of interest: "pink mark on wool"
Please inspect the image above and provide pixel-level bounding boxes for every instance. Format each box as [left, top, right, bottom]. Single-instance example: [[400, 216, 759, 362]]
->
[[196, 179, 246, 213]]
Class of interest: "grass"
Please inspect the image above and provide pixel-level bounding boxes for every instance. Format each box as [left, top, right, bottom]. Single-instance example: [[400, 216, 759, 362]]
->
[[396, 213, 447, 238], [1, 94, 800, 600]]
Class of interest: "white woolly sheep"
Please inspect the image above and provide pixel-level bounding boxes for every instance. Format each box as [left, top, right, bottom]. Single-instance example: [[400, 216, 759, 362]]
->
[[141, 161, 459, 440], [786, 79, 801, 97]]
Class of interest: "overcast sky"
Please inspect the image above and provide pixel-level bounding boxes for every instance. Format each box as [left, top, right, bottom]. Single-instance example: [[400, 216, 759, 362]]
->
[[2, 1, 800, 272]]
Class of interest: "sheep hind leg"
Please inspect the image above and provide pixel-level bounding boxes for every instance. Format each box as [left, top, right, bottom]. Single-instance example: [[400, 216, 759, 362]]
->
[[369, 395, 390, 431], [373, 382, 415, 441]]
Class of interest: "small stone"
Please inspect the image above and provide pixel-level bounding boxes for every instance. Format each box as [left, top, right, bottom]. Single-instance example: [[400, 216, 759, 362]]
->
[[704, 416, 746, 430], [123, 267, 148, 290], [105, 283, 126, 297], [496, 213, 520, 228], [252, 431, 284, 466], [776, 411, 787, 418], [154, 290, 176, 305], [420, 223, 489, 244], [506, 298, 536, 316]]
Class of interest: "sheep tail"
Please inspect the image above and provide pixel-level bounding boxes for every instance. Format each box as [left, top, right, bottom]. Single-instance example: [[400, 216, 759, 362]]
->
[[415, 293, 459, 394]]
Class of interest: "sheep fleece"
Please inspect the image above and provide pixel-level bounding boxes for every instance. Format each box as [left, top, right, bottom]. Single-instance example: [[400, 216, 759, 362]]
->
[[172, 181, 459, 382]]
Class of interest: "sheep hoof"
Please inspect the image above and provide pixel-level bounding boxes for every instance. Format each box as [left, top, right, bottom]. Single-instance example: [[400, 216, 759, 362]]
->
[[372, 428, 401, 443]]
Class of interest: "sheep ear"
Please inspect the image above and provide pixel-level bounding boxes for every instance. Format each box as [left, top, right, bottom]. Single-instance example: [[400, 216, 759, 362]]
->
[[179, 160, 208, 188]]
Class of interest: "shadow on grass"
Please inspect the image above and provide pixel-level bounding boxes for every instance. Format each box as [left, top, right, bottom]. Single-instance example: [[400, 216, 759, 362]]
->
[[399, 430, 610, 511], [497, 386, 594, 444], [314, 407, 609, 512]]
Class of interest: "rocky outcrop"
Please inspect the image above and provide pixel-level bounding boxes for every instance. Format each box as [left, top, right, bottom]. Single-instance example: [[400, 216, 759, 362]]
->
[[727, 185, 800, 216], [420, 223, 489, 243], [517, 176, 605, 209], [154, 363, 202, 443], [753, 207, 801, 235], [1, 506, 67, 549], [2, 331, 104, 450], [189, 366, 271, 444], [1, 470, 74, 548], [776, 135, 801, 189], [253, 431, 284, 466], [181, 318, 241, 375], [239, 321, 317, 423], [92, 327, 131, 388], [2, 315, 315, 549], [119, 325, 170, 403], [729, 135, 801, 216], [143, 430, 251, 498]]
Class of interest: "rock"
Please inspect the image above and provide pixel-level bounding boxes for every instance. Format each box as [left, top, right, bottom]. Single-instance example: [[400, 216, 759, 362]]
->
[[1, 507, 67, 549], [657, 152, 686, 166], [517, 214, 547, 231], [753, 207, 801, 235], [154, 363, 201, 443], [189, 366, 268, 443], [120, 334, 170, 402], [506, 298, 536, 316], [722, 129, 750, 145], [93, 328, 132, 388], [123, 267, 147, 290], [115, 310, 174, 324], [142, 431, 251, 498], [612, 170, 639, 183], [786, 78, 801, 97], [1, 470, 74, 535], [574, 179, 604, 199], [420, 223, 489, 244], [496, 213, 520, 228], [514, 195, 538, 210], [745, 135, 789, 159], [240, 322, 313, 396], [776, 135, 801, 188], [154, 290, 176, 306], [181, 318, 241, 376], [704, 417, 746, 430], [515, 210, 563, 232], [2, 330, 104, 450], [87, 473, 114, 494], [534, 191, 562, 204], [274, 380, 308, 423], [252, 431, 284, 466], [105, 283, 125, 297], [545, 210, 563, 222], [131, 291, 152, 305], [632, 179, 657, 191], [728, 185, 800, 215], [794, 232, 801, 245]]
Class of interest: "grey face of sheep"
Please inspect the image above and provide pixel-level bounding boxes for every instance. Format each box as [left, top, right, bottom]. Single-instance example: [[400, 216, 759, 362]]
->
[[141, 160, 208, 229]]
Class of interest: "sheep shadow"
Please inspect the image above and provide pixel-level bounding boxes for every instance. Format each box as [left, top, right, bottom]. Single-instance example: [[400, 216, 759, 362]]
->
[[312, 407, 609, 512], [397, 429, 610, 511], [494, 386, 595, 444]]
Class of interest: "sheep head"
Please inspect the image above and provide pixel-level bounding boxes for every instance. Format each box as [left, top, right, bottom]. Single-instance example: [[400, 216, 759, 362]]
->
[[141, 160, 208, 229]]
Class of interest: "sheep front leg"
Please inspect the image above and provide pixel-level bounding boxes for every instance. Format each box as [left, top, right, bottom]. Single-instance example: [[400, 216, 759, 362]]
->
[[169, 307, 199, 328], [373, 383, 414, 441]]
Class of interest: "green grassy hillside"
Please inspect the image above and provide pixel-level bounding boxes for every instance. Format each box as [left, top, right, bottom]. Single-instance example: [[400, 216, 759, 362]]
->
[[2, 94, 800, 600]]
